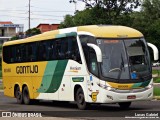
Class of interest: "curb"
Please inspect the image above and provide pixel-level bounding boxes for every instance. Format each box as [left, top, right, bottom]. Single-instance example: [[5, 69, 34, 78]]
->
[[153, 96, 160, 100], [153, 83, 160, 85], [0, 90, 4, 92]]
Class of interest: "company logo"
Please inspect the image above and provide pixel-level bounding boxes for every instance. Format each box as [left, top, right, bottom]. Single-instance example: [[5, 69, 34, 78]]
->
[[16, 65, 38, 74], [118, 85, 129, 89], [69, 66, 81, 73], [89, 92, 99, 102]]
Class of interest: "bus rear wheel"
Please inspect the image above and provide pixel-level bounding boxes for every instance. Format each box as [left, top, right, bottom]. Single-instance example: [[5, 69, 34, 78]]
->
[[15, 86, 23, 104], [118, 102, 131, 109], [76, 87, 89, 110], [23, 86, 31, 105]]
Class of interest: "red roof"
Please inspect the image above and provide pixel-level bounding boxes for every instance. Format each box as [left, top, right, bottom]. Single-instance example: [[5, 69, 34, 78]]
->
[[0, 21, 13, 24], [36, 23, 60, 33]]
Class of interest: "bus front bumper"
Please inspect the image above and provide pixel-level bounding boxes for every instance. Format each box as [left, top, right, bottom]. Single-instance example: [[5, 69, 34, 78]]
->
[[99, 86, 153, 103]]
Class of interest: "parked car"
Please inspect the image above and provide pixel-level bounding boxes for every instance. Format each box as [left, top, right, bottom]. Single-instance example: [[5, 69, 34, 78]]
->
[[152, 61, 160, 67]]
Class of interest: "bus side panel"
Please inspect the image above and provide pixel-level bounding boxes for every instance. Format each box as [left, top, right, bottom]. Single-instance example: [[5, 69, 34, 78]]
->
[[3, 77, 12, 97], [32, 62, 48, 99], [63, 60, 88, 102], [58, 76, 72, 101], [35, 60, 68, 100], [2, 62, 14, 97]]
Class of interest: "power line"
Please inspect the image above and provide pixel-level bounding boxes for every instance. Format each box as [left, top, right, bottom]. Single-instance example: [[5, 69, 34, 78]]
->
[[0, 15, 27, 19], [0, 15, 63, 21], [31, 6, 73, 12], [31, 13, 64, 17], [0, 9, 73, 13], [0, 15, 62, 21]]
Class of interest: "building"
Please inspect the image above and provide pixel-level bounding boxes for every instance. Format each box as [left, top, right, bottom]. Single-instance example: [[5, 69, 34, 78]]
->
[[36, 24, 60, 33], [0, 21, 24, 44]]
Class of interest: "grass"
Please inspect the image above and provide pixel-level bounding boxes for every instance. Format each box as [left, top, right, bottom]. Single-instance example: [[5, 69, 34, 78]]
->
[[152, 70, 159, 75], [154, 78, 160, 83], [152, 70, 160, 83], [154, 87, 160, 96]]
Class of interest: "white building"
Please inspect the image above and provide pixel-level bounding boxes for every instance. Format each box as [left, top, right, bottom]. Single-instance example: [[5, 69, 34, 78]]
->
[[0, 21, 24, 44]]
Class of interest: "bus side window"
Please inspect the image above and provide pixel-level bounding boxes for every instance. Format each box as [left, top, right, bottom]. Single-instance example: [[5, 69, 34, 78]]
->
[[60, 39, 68, 59], [15, 45, 21, 62], [79, 35, 98, 76], [89, 48, 98, 76], [67, 38, 73, 59], [37, 42, 47, 61], [48, 41, 56, 60], [72, 37, 81, 64], [20, 44, 27, 62], [11, 46, 16, 63], [27, 43, 36, 62], [3, 46, 11, 63]]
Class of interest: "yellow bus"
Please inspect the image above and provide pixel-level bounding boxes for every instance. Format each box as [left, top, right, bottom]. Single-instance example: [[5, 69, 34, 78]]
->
[[2, 25, 158, 110]]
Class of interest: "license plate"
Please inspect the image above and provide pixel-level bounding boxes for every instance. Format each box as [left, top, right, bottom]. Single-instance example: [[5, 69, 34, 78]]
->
[[127, 95, 136, 99]]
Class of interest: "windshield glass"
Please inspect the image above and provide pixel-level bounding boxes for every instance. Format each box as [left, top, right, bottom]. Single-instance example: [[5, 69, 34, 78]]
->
[[97, 38, 151, 80], [97, 39, 130, 79], [124, 38, 151, 79]]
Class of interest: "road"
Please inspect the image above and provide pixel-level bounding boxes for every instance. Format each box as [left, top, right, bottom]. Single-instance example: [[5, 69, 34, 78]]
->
[[0, 92, 160, 120]]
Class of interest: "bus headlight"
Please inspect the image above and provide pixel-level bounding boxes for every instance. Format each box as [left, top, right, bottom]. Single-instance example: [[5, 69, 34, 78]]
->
[[97, 83, 115, 91]]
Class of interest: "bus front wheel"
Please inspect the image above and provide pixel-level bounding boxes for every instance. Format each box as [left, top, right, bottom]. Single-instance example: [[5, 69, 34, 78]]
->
[[76, 87, 89, 110], [15, 86, 23, 104], [23, 86, 31, 105], [118, 102, 131, 109]]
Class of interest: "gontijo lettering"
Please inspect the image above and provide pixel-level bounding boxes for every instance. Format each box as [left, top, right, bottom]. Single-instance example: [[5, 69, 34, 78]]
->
[[16, 65, 38, 74]]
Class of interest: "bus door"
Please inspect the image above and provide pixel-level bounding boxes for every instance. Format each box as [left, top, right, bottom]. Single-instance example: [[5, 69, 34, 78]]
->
[[86, 47, 100, 103]]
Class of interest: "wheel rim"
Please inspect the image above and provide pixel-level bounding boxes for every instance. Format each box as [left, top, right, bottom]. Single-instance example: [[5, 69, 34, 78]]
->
[[78, 93, 84, 105], [16, 88, 21, 100]]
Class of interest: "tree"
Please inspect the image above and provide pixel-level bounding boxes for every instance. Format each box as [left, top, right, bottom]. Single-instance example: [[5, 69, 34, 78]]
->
[[131, 0, 160, 60], [78, 0, 142, 21], [60, 0, 141, 28], [59, 15, 75, 28], [25, 28, 41, 37]]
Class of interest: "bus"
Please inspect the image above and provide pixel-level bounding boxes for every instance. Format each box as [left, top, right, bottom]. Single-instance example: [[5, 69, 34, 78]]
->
[[2, 25, 158, 110]]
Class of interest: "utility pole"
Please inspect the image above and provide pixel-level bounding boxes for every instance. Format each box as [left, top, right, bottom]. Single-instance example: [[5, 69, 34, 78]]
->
[[29, 0, 31, 30]]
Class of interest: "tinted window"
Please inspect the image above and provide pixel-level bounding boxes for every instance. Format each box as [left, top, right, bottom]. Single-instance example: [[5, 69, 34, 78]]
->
[[79, 35, 98, 76], [3, 36, 81, 64]]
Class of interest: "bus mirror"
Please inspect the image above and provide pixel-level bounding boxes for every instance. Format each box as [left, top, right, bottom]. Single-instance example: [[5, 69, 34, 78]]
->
[[87, 43, 102, 62], [147, 42, 159, 61]]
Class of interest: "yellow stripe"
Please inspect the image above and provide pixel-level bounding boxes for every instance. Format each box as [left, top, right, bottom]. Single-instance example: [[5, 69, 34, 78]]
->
[[107, 82, 134, 90], [3, 30, 59, 46]]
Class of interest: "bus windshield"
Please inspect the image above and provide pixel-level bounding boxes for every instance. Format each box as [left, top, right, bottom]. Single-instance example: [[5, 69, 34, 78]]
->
[[97, 38, 151, 80]]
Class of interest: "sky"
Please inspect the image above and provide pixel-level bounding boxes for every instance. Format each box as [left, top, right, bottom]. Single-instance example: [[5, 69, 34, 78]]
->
[[0, 0, 85, 31]]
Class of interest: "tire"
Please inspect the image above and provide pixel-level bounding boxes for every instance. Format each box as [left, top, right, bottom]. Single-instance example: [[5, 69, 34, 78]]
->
[[15, 86, 23, 104], [23, 86, 31, 105], [75, 87, 89, 110], [118, 102, 131, 109]]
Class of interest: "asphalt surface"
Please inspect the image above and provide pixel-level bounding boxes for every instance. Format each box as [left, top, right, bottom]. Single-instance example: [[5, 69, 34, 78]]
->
[[0, 92, 160, 120]]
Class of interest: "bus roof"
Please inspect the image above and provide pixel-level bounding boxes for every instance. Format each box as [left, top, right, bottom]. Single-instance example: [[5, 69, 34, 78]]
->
[[3, 25, 143, 46], [78, 25, 143, 38]]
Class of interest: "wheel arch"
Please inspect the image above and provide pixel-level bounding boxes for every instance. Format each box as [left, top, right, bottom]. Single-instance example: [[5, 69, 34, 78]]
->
[[14, 83, 21, 97], [74, 84, 87, 101]]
